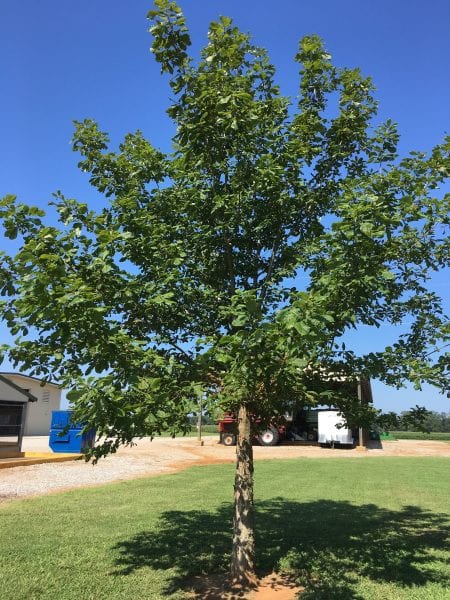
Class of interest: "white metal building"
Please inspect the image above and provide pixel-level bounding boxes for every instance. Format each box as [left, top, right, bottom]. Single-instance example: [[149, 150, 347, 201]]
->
[[0, 373, 61, 436]]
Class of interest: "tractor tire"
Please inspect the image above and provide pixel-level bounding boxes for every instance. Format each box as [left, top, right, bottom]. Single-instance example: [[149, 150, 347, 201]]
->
[[222, 433, 236, 446], [258, 428, 280, 446]]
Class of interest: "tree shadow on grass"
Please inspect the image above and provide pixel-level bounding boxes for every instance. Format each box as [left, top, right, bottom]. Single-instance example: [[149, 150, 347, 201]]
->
[[112, 499, 449, 599]]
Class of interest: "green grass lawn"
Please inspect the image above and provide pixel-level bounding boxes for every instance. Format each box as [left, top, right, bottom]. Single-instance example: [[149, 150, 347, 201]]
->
[[385, 431, 450, 442], [158, 424, 218, 437], [1, 458, 449, 599]]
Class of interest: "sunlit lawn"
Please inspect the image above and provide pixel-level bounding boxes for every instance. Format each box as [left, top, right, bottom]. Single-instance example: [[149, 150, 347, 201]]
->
[[385, 431, 450, 441], [158, 424, 218, 437], [1, 457, 449, 599]]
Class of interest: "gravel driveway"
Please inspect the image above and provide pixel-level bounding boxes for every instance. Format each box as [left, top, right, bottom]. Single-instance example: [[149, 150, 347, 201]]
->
[[1, 435, 449, 503]]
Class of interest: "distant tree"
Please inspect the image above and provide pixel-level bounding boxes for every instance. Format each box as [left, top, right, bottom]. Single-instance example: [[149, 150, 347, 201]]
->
[[1, 0, 449, 585], [399, 405, 432, 431], [439, 412, 450, 433], [376, 411, 403, 432], [375, 406, 438, 432], [395, 409, 450, 432]]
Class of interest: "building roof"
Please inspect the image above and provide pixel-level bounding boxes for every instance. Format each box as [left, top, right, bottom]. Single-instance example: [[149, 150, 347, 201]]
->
[[0, 374, 38, 402], [0, 372, 60, 389]]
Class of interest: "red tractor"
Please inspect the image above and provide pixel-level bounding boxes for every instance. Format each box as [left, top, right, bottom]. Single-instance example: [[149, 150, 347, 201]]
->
[[218, 413, 283, 446]]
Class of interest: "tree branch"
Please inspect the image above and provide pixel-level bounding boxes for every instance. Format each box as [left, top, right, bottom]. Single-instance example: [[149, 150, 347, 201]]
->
[[259, 231, 282, 302]]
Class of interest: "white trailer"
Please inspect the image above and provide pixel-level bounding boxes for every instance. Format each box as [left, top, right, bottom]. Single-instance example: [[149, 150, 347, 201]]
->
[[317, 410, 354, 447]]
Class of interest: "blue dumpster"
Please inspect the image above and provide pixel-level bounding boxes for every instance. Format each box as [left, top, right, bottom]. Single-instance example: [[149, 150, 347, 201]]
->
[[49, 410, 95, 453]]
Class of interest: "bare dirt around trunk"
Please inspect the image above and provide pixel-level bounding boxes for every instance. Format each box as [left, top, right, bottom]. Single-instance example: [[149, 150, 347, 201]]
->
[[0, 435, 449, 502], [185, 572, 303, 599]]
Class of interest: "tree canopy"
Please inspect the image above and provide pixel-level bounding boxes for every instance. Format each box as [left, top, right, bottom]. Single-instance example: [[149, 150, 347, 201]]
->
[[0, 0, 449, 583]]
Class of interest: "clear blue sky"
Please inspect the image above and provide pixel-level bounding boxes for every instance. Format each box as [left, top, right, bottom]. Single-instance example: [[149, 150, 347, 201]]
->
[[1, 0, 449, 413]]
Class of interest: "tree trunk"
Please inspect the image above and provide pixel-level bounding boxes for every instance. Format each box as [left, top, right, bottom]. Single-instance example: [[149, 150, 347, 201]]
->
[[230, 403, 257, 586]]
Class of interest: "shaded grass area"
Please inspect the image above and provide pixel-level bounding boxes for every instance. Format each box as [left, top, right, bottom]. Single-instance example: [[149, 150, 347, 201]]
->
[[0, 458, 449, 599]]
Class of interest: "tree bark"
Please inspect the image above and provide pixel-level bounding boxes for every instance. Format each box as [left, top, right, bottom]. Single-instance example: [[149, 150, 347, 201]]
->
[[230, 403, 257, 586]]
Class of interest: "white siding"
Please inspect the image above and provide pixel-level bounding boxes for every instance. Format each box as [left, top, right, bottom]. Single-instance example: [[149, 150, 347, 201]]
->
[[1, 375, 61, 436]]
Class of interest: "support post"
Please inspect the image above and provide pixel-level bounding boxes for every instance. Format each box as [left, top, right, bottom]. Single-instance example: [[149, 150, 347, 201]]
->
[[197, 394, 203, 444], [357, 381, 367, 451]]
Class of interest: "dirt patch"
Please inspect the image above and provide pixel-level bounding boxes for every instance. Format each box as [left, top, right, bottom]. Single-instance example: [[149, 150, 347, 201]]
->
[[164, 437, 450, 474], [185, 572, 303, 599]]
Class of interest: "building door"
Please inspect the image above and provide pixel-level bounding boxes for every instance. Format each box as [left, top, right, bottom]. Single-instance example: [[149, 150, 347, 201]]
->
[[0, 400, 25, 450]]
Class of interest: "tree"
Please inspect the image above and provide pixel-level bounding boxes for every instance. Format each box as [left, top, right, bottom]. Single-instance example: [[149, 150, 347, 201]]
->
[[422, 411, 450, 433], [1, 0, 449, 586], [397, 409, 450, 432], [377, 405, 432, 432]]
